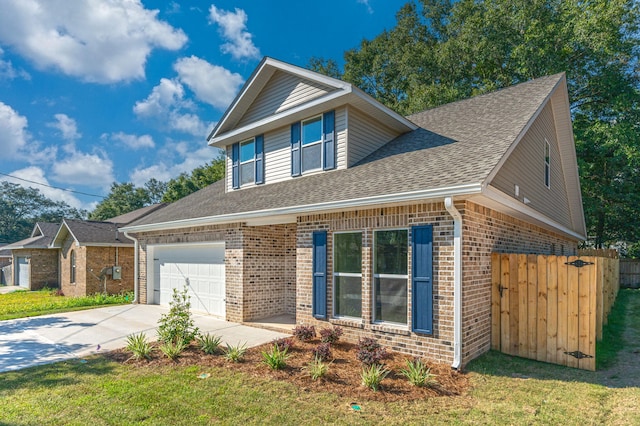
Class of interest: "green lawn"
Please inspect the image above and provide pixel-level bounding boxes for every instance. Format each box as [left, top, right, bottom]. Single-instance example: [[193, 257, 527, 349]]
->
[[0, 290, 637, 425], [0, 288, 133, 320]]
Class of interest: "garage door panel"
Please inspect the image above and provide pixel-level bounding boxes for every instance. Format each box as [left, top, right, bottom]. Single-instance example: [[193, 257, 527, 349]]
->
[[153, 244, 225, 317]]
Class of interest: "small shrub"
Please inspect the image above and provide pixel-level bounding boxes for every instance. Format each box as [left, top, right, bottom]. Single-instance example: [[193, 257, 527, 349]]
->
[[319, 326, 343, 344], [157, 286, 199, 346], [262, 344, 290, 370], [126, 332, 153, 360], [198, 333, 222, 355], [304, 356, 329, 380], [399, 358, 438, 387], [224, 342, 247, 362], [292, 325, 316, 342], [273, 337, 294, 352], [356, 337, 388, 365], [54, 289, 64, 297], [159, 339, 187, 360], [361, 364, 390, 392], [312, 342, 332, 361]]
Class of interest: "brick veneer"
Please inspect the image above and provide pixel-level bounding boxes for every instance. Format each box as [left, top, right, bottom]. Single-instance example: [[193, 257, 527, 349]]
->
[[296, 201, 578, 367], [12, 249, 59, 290], [134, 223, 297, 323], [60, 236, 134, 296]]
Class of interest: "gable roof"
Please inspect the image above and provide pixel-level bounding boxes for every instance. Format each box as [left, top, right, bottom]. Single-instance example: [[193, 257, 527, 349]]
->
[[123, 71, 585, 240], [50, 219, 133, 248], [3, 222, 59, 250], [207, 57, 417, 148], [106, 203, 167, 224]]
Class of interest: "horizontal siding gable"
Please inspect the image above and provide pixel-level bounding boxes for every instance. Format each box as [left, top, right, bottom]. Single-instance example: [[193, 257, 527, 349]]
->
[[491, 102, 572, 229], [237, 71, 335, 128], [347, 106, 401, 167]]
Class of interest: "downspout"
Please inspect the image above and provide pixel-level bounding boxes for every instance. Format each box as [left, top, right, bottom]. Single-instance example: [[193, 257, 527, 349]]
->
[[444, 197, 462, 370], [123, 231, 139, 304]]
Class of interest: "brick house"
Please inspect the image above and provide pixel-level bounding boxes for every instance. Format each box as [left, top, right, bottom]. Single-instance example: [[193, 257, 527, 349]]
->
[[121, 58, 586, 368], [49, 204, 166, 297], [3, 223, 59, 290]]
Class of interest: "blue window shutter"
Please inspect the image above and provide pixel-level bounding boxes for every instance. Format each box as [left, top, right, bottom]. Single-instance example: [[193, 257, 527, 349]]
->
[[323, 110, 335, 170], [231, 142, 239, 189], [255, 134, 264, 184], [412, 225, 433, 334], [291, 122, 301, 177], [312, 230, 327, 319]]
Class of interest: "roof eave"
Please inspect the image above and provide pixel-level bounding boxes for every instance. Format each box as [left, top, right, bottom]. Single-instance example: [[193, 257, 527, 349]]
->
[[121, 183, 484, 233]]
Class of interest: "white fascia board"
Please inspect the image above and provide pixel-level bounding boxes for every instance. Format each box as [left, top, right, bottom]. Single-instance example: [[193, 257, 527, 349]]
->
[[121, 183, 483, 233], [76, 243, 134, 248], [483, 185, 586, 241], [208, 89, 351, 148]]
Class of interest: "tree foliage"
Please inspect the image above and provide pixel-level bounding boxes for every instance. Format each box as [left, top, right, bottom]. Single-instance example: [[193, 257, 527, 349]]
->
[[161, 156, 225, 203], [89, 182, 152, 221], [0, 182, 86, 243], [318, 0, 640, 250]]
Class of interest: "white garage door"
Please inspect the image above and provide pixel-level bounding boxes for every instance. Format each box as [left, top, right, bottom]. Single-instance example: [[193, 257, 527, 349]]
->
[[16, 257, 30, 288], [151, 244, 225, 317]]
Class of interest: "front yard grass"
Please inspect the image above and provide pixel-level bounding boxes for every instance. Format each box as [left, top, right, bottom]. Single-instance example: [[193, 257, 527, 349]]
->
[[0, 288, 133, 320]]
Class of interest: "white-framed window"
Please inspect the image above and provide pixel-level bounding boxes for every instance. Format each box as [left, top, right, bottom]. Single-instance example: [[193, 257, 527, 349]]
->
[[373, 229, 409, 324], [70, 250, 76, 284], [240, 138, 255, 186], [544, 139, 551, 189], [333, 231, 362, 318], [301, 115, 322, 173]]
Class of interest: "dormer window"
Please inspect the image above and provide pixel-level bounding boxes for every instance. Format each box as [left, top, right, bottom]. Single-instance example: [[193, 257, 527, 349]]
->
[[240, 138, 256, 186], [291, 110, 335, 176], [231, 135, 264, 189], [302, 116, 322, 173]]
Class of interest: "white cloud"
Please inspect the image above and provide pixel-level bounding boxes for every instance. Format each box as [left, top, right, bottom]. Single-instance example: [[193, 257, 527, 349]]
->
[[0, 47, 30, 80], [209, 5, 260, 60], [134, 78, 212, 137], [52, 149, 114, 189], [174, 56, 244, 110], [105, 132, 155, 150], [2, 166, 85, 209], [130, 145, 215, 186], [0, 101, 29, 159], [0, 0, 187, 83], [357, 0, 374, 14], [48, 113, 81, 141]]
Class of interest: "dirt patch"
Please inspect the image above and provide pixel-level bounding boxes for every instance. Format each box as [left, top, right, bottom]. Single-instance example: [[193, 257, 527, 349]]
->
[[106, 338, 470, 402]]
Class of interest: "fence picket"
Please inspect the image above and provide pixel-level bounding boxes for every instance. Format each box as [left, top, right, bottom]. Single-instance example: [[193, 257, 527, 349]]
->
[[567, 256, 580, 368], [527, 254, 538, 360], [491, 253, 501, 351], [518, 254, 529, 358], [546, 255, 558, 364]]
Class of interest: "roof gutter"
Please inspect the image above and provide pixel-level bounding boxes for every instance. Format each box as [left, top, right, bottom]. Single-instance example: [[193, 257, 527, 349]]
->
[[121, 183, 483, 233], [444, 197, 463, 370], [123, 231, 139, 304]]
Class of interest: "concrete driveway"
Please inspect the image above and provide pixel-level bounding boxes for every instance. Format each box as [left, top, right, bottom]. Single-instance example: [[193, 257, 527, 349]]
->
[[0, 304, 289, 373]]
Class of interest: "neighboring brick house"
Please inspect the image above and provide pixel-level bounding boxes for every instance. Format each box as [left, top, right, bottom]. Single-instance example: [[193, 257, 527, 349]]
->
[[121, 58, 586, 368], [3, 223, 59, 290], [49, 204, 166, 297]]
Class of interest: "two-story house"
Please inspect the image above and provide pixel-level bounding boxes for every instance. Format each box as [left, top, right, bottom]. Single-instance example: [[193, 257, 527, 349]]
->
[[121, 57, 586, 368]]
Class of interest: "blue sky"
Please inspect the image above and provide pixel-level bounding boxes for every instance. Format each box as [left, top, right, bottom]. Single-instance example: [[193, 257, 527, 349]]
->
[[0, 0, 406, 211]]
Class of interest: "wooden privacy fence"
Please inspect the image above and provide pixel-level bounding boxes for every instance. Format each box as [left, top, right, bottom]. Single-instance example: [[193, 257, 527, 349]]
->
[[619, 259, 640, 288], [491, 254, 619, 371]]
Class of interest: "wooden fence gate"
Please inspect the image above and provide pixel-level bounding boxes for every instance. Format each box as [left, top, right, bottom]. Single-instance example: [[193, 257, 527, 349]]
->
[[491, 254, 619, 371]]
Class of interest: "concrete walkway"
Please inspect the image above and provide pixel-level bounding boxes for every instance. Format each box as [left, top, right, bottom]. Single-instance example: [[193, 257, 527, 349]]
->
[[0, 286, 24, 294], [0, 304, 290, 373]]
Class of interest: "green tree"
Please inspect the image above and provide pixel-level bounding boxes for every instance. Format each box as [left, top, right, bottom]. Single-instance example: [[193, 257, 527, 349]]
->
[[89, 182, 151, 221], [319, 0, 640, 249], [0, 182, 86, 243], [162, 156, 225, 203]]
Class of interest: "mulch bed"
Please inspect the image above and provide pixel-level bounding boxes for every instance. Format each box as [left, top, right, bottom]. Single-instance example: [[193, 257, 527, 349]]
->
[[107, 337, 470, 402]]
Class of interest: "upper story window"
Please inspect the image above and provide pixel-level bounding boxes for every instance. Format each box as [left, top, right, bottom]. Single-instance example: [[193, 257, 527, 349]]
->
[[302, 116, 323, 173], [544, 139, 551, 189], [291, 110, 335, 176], [240, 138, 255, 186], [231, 135, 264, 189]]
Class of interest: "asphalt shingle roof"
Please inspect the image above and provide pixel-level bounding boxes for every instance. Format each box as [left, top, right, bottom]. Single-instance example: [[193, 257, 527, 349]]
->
[[127, 73, 563, 229], [63, 219, 133, 245], [3, 222, 59, 249]]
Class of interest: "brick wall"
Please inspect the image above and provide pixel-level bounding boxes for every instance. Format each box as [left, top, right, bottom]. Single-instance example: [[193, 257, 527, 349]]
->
[[295, 201, 579, 367], [12, 249, 59, 290], [459, 200, 578, 364], [84, 246, 134, 295], [60, 239, 87, 297]]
